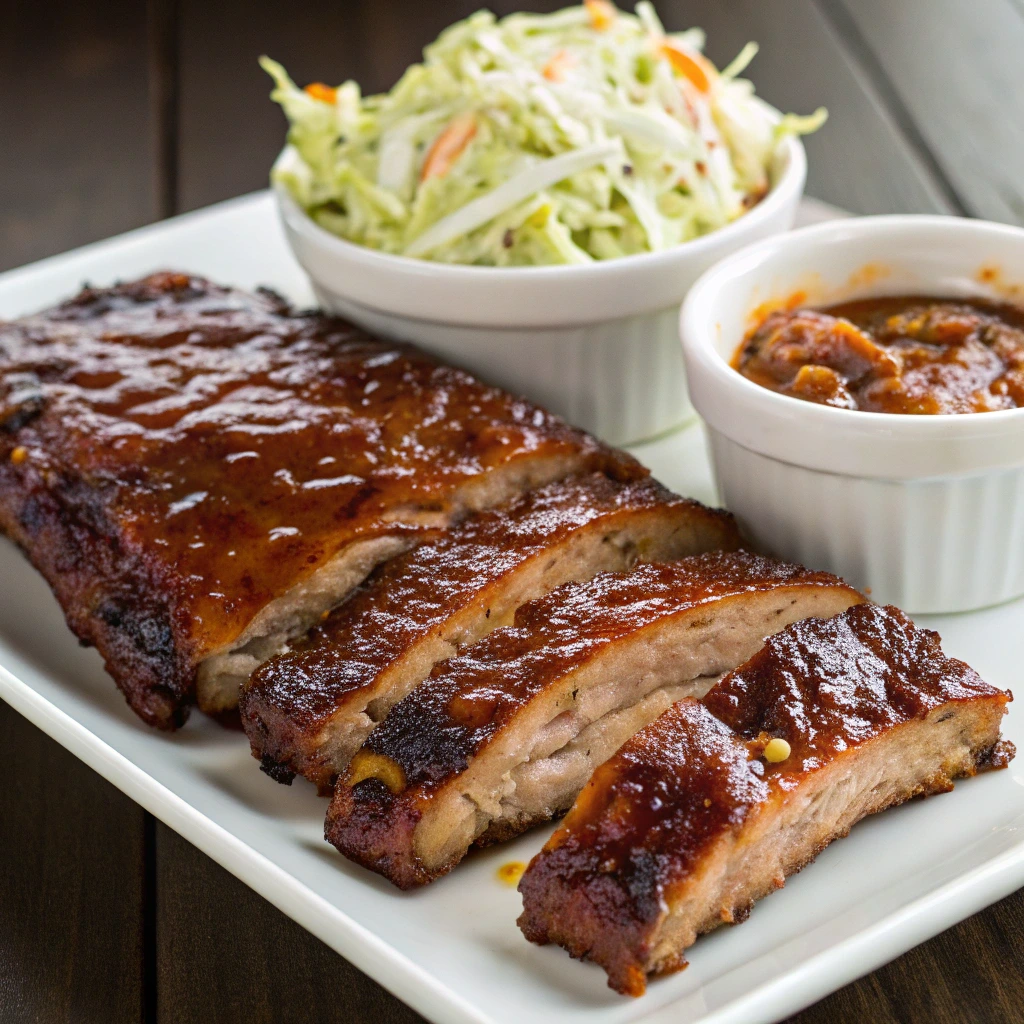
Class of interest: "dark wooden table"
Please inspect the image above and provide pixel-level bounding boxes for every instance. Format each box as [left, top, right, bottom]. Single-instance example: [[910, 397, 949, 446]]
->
[[3, 1, 1024, 1021]]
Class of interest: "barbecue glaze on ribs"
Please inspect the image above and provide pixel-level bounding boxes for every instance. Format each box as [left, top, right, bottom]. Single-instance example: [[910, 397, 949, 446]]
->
[[325, 552, 864, 887], [0, 273, 639, 728], [518, 603, 1013, 995], [241, 474, 739, 791]]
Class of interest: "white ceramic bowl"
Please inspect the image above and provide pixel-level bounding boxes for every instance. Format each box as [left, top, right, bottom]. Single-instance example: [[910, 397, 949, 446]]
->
[[681, 215, 1024, 613], [275, 137, 806, 446]]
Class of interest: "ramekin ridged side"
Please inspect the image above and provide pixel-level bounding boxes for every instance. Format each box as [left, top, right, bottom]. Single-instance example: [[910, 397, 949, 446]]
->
[[276, 138, 806, 446], [681, 215, 1024, 614], [708, 432, 1024, 612], [310, 289, 690, 444]]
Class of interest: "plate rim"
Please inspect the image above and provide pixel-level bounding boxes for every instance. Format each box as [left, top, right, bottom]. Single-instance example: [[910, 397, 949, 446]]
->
[[2, 191, 1023, 1024], [4, 652, 1024, 1024]]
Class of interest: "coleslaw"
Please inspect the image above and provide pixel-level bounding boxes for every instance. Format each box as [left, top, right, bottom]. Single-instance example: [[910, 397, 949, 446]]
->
[[263, 1, 825, 266]]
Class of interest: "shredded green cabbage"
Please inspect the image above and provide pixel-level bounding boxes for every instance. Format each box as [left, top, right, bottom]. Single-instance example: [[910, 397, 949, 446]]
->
[[263, 2, 826, 266]]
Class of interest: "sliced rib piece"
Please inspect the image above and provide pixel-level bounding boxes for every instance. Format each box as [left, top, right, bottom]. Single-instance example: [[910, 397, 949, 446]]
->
[[0, 273, 639, 729], [325, 552, 864, 887], [241, 474, 739, 791], [518, 603, 1014, 996]]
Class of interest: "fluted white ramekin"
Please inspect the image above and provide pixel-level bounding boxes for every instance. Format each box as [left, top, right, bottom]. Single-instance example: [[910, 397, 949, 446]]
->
[[275, 138, 806, 446], [681, 215, 1024, 613]]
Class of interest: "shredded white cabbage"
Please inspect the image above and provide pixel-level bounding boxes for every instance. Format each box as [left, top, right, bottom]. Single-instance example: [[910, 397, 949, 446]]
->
[[262, 2, 826, 265]]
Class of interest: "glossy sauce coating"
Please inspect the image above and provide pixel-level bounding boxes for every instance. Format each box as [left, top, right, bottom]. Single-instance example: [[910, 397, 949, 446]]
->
[[243, 475, 733, 731], [704, 602, 1007, 780], [325, 552, 858, 888], [518, 698, 765, 993], [518, 603, 1013, 994], [355, 552, 851, 793], [735, 296, 1024, 412], [0, 273, 633, 725], [548, 603, 1010, 887]]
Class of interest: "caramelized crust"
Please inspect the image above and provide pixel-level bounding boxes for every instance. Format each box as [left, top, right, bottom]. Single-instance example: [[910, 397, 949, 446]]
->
[[325, 552, 863, 887], [241, 474, 739, 791], [521, 700, 762, 996], [0, 272, 637, 728], [703, 602, 1000, 749], [518, 604, 1013, 995]]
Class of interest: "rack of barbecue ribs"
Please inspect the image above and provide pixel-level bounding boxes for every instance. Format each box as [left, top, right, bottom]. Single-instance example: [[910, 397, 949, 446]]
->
[[517, 603, 1014, 996], [241, 473, 740, 791], [325, 552, 865, 888], [0, 272, 643, 728]]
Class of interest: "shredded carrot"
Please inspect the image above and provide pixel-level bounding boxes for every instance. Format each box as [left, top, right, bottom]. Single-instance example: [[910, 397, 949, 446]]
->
[[420, 112, 478, 182], [659, 40, 714, 93], [304, 82, 337, 104], [584, 0, 616, 31], [542, 49, 577, 82]]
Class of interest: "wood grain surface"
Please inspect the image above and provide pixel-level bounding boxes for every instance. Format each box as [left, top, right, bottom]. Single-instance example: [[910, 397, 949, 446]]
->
[[0, 2, 154, 1022], [0, 0, 157, 271], [829, 0, 1024, 223], [2, 2, 1023, 1022]]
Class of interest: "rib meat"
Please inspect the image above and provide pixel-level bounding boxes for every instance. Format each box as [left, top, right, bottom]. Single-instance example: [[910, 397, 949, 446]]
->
[[325, 552, 864, 887], [241, 474, 739, 791], [0, 272, 639, 728], [518, 603, 1014, 996]]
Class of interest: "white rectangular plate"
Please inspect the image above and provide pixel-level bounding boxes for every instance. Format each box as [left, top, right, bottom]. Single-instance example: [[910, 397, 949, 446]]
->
[[1, 193, 1022, 1024]]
